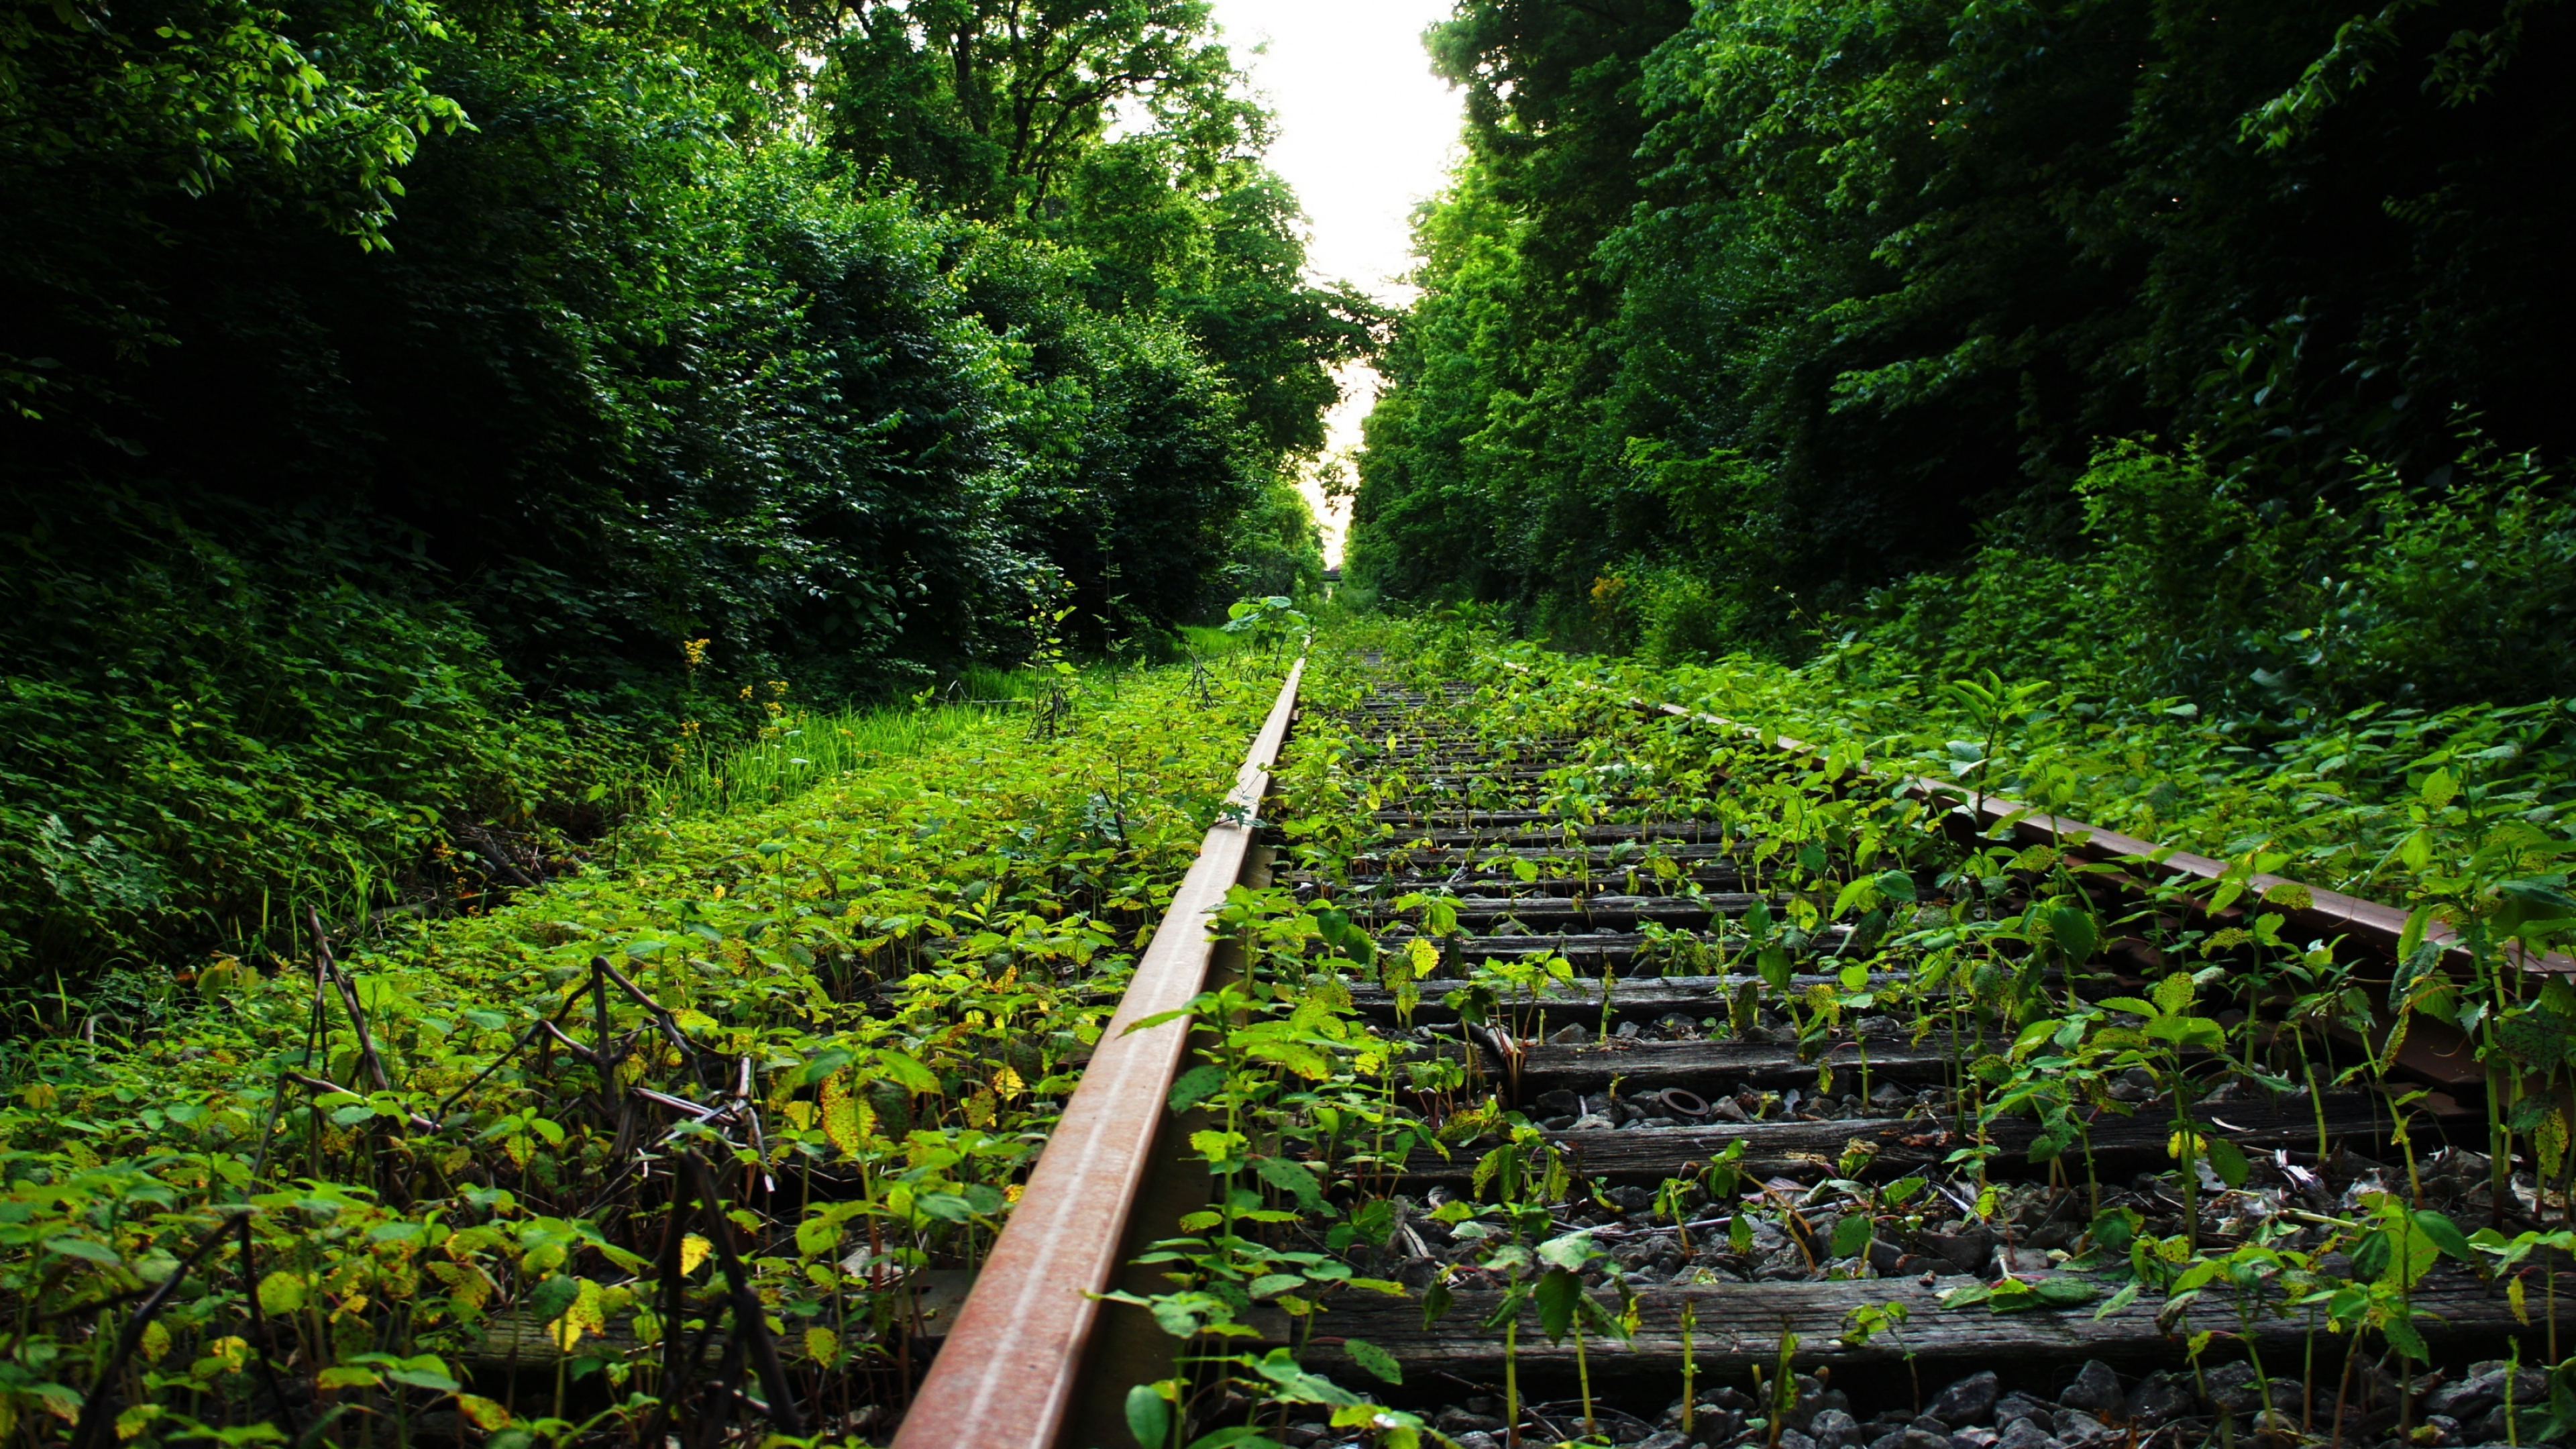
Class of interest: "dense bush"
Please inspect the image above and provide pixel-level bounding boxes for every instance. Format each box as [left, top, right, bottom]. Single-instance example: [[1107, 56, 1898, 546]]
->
[[1850, 433, 2576, 714], [0, 493, 616, 977]]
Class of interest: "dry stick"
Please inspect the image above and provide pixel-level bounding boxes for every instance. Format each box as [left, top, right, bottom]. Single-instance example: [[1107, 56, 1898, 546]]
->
[[431, 1024, 545, 1119], [30, 1285, 156, 1326], [247, 937, 341, 1191], [309, 907, 392, 1092], [462, 822, 537, 889], [591, 958, 620, 1124], [282, 1072, 437, 1133], [237, 1214, 308, 1443], [534, 1020, 606, 1065], [594, 955, 706, 1077], [680, 1151, 805, 1433], [640, 1186, 694, 1449], [692, 1330, 752, 1449], [431, 979, 621, 1121], [66, 1215, 242, 1449]]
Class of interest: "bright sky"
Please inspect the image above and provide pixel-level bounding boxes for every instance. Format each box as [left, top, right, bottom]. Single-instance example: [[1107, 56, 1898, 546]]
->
[[1207, 0, 1464, 566]]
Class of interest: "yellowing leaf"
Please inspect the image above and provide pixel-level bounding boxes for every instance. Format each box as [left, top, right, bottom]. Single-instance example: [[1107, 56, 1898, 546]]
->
[[316, 1367, 381, 1391], [457, 1395, 513, 1431], [820, 1070, 865, 1159], [257, 1271, 306, 1315], [680, 1235, 712, 1277], [547, 1278, 607, 1352], [994, 1064, 1025, 1099], [804, 1326, 839, 1366], [138, 1320, 170, 1364], [1407, 937, 1439, 979]]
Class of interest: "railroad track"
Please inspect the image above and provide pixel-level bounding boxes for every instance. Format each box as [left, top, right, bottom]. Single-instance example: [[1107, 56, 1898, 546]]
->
[[898, 658, 2569, 1449]]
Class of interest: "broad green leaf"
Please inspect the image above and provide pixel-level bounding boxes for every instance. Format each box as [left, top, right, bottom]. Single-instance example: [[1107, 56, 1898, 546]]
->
[[1536, 1232, 1597, 1270], [44, 1236, 120, 1267], [1168, 1063, 1226, 1113], [1126, 1385, 1171, 1448], [2412, 1208, 2477, 1264], [1344, 1337, 1403, 1385], [1830, 1214, 1873, 1259], [2151, 972, 2194, 1016], [2204, 1134, 2249, 1188], [2047, 903, 2097, 964], [1534, 1267, 1580, 1342], [258, 1270, 308, 1314]]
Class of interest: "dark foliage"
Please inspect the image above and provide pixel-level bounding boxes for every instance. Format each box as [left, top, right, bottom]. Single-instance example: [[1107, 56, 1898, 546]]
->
[[0, 0, 1363, 979]]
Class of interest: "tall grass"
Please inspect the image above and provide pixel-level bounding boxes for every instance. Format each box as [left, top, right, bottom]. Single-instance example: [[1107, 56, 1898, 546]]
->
[[643, 702, 998, 819], [1177, 623, 1237, 657], [637, 645, 1260, 820]]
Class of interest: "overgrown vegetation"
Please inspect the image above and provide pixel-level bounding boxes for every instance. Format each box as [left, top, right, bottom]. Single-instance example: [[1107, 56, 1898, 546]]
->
[[0, 653, 1289, 1448], [12, 610, 2576, 1448], [1093, 617, 2576, 1448], [1, 0, 1356, 985]]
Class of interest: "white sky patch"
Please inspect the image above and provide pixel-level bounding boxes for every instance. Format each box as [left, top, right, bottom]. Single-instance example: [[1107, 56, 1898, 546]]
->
[[1209, 0, 1462, 566]]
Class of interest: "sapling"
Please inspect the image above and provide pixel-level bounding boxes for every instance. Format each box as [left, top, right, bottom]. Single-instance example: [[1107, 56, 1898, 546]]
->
[[2095, 970, 2233, 1248], [1679, 1297, 1699, 1434], [1534, 1230, 1631, 1438], [1437, 1195, 1551, 1446]]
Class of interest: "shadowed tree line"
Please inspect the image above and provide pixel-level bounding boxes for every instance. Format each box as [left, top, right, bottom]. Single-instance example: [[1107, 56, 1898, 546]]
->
[[1348, 0, 2576, 702]]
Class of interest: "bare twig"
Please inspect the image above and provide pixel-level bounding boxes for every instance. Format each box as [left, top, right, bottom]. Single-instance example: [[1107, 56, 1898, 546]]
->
[[681, 1152, 805, 1433], [534, 1020, 605, 1066], [283, 1071, 436, 1132], [594, 955, 710, 1089], [308, 908, 392, 1092]]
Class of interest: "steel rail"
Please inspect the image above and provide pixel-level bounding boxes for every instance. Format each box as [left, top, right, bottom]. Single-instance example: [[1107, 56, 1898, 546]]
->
[[893, 658, 1305, 1449], [1503, 658, 2576, 975]]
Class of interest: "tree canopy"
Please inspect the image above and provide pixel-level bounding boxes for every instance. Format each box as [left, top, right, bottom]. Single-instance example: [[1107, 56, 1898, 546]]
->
[[0, 0, 1369, 975], [1348, 0, 2575, 659]]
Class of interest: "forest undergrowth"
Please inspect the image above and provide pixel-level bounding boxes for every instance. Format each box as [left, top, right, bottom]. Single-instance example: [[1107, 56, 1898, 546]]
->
[[0, 650, 1291, 1448], [1507, 620, 2576, 918]]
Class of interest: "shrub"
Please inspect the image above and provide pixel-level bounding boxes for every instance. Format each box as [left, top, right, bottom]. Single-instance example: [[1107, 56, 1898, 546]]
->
[[1849, 431, 2576, 716], [0, 493, 616, 984]]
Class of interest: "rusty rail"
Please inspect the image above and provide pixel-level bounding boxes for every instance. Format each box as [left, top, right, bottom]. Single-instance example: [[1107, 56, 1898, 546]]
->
[[893, 659, 1305, 1449]]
